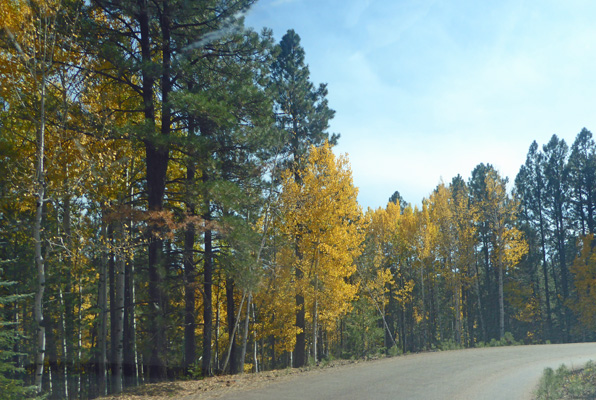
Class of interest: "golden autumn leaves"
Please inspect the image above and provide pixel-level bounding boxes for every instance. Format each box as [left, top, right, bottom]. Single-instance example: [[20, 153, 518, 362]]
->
[[257, 143, 364, 355], [258, 142, 537, 357]]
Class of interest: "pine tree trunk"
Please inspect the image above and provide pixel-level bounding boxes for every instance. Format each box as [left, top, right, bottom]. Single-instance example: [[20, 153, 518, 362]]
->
[[538, 206, 553, 340], [138, 0, 169, 380], [498, 245, 505, 340]]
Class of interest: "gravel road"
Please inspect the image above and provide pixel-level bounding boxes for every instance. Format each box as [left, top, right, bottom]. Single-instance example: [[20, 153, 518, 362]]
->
[[201, 343, 596, 400]]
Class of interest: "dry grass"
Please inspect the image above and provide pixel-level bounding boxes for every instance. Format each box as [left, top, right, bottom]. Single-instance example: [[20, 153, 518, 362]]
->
[[100, 359, 361, 400]]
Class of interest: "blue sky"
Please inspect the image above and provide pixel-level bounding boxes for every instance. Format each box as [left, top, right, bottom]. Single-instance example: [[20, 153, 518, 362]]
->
[[244, 0, 596, 210]]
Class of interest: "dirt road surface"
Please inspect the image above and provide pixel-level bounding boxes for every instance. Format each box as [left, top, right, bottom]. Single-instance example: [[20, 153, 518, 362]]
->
[[195, 343, 596, 400]]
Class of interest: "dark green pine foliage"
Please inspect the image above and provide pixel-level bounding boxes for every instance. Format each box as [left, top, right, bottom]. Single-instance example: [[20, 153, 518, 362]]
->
[[270, 29, 338, 169], [172, 18, 276, 376], [84, 0, 268, 382], [269, 29, 337, 367], [515, 141, 554, 341], [542, 135, 572, 341], [468, 163, 498, 341], [0, 267, 36, 399], [388, 190, 408, 211], [343, 296, 385, 358], [567, 128, 596, 236]]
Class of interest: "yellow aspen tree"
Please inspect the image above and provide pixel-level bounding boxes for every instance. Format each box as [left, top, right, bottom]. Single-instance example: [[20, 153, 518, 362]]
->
[[359, 204, 401, 350], [484, 169, 528, 340], [278, 142, 364, 363], [414, 200, 439, 348], [449, 177, 477, 345], [428, 183, 462, 343], [1, 0, 63, 393]]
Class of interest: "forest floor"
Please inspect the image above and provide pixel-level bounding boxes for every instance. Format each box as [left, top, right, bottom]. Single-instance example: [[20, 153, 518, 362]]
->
[[100, 358, 367, 400]]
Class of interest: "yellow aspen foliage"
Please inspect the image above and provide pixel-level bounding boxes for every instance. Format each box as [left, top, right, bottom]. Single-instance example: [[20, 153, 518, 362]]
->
[[362, 202, 401, 297], [483, 169, 528, 338], [571, 234, 596, 329], [254, 249, 299, 354], [276, 142, 365, 346]]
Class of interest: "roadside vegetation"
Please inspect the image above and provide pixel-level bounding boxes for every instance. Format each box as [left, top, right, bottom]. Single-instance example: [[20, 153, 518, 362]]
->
[[535, 361, 596, 400]]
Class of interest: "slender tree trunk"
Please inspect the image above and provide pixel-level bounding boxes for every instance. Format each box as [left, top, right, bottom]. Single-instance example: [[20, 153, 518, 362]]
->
[[33, 67, 47, 396], [215, 294, 220, 371], [58, 288, 69, 399], [77, 272, 84, 395], [295, 276, 306, 367], [183, 216, 196, 370], [454, 274, 462, 345], [98, 228, 108, 396], [538, 208, 553, 340], [108, 222, 116, 390], [556, 207, 570, 341], [497, 228, 505, 340], [252, 302, 258, 373], [123, 255, 137, 387], [313, 297, 318, 364], [183, 116, 198, 371], [293, 148, 306, 368], [294, 236, 306, 367], [62, 192, 76, 397], [113, 222, 125, 393], [226, 279, 239, 374], [222, 292, 246, 374], [239, 292, 252, 373], [123, 182, 138, 388], [202, 223, 214, 377]]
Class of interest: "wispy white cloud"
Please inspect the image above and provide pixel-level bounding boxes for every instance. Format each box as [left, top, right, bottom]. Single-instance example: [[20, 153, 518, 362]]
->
[[246, 0, 596, 209]]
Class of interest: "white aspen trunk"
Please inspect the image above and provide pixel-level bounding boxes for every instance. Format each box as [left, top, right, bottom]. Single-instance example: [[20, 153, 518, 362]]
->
[[132, 261, 140, 386], [58, 289, 69, 399], [128, 178, 140, 386], [313, 297, 318, 364], [473, 257, 487, 341], [222, 292, 246, 373], [98, 227, 108, 395], [33, 66, 47, 396], [239, 292, 252, 373], [215, 301, 220, 371], [252, 302, 258, 373], [113, 222, 125, 393], [454, 266, 462, 345], [77, 275, 83, 394]]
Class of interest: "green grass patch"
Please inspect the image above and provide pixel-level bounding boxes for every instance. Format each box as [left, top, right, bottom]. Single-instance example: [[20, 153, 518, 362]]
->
[[535, 361, 596, 399]]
